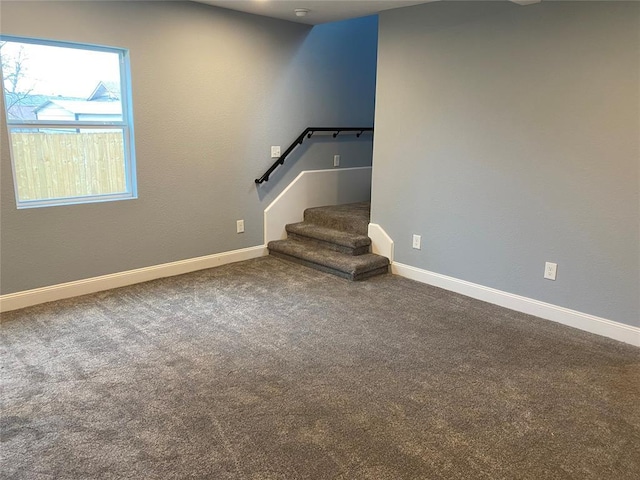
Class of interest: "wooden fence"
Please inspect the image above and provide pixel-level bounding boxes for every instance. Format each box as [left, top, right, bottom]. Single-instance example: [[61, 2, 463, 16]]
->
[[11, 132, 126, 201]]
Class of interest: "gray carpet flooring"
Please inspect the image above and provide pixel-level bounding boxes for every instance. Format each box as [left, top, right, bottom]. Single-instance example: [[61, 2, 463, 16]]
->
[[1, 256, 639, 479]]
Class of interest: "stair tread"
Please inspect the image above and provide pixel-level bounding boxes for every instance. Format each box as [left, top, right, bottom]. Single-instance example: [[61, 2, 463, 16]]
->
[[304, 202, 370, 236], [286, 222, 371, 248], [268, 239, 389, 276]]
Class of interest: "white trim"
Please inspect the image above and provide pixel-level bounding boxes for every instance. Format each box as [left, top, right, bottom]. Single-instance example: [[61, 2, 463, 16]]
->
[[368, 223, 394, 262], [0, 245, 268, 313], [264, 167, 372, 244], [392, 262, 640, 348]]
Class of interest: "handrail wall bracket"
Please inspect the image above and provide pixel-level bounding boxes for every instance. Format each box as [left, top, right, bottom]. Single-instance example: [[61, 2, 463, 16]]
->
[[255, 126, 373, 184]]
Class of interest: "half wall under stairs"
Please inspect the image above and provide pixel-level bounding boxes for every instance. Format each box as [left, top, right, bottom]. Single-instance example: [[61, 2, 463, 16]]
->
[[267, 202, 389, 281]]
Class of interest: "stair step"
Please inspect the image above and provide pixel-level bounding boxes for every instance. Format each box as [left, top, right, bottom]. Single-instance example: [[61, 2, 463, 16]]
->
[[303, 202, 370, 236], [268, 239, 389, 281], [286, 222, 371, 256]]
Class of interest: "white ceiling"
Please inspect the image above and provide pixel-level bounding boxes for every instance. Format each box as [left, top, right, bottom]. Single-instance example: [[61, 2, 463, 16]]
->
[[192, 0, 438, 25]]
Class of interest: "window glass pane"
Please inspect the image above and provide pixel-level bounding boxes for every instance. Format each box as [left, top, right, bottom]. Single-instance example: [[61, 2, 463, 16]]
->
[[9, 128, 127, 202], [0, 40, 122, 122]]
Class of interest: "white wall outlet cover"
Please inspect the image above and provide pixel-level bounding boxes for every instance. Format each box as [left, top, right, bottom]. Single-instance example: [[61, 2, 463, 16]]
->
[[412, 234, 421, 250], [236, 219, 245, 233], [544, 262, 557, 280], [271, 146, 281, 158], [333, 155, 340, 167]]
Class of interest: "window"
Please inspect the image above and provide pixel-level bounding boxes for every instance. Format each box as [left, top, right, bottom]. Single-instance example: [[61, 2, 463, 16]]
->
[[0, 36, 136, 208]]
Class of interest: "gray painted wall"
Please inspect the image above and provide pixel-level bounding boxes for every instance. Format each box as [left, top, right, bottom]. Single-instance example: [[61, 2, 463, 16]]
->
[[0, 1, 378, 294], [372, 1, 639, 327]]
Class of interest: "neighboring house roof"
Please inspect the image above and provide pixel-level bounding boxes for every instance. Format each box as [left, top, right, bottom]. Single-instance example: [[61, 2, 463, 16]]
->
[[4, 92, 83, 107], [5, 80, 121, 120], [6, 93, 50, 108], [4, 93, 86, 121], [6, 105, 37, 121], [87, 81, 121, 101], [35, 100, 121, 115]]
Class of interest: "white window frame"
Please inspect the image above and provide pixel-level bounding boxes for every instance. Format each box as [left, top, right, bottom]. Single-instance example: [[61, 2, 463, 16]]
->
[[0, 35, 137, 208]]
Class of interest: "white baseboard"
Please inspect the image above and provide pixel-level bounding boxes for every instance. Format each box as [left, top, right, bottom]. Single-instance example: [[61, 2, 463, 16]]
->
[[0, 245, 268, 313], [368, 223, 394, 262], [3, 245, 636, 347], [392, 262, 640, 348]]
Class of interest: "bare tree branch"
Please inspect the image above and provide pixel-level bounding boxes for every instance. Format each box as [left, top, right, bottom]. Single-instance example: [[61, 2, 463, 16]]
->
[[0, 42, 35, 119]]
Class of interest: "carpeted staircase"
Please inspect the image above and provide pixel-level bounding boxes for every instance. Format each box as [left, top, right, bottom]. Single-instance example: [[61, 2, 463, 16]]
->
[[268, 202, 389, 281]]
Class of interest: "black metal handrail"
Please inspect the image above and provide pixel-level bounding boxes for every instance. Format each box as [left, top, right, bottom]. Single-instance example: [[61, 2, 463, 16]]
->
[[255, 127, 373, 184]]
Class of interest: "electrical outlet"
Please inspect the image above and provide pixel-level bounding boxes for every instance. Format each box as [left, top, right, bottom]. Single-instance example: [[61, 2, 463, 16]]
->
[[271, 146, 281, 158], [333, 154, 340, 167], [236, 219, 245, 234], [544, 262, 557, 280], [412, 234, 421, 250]]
